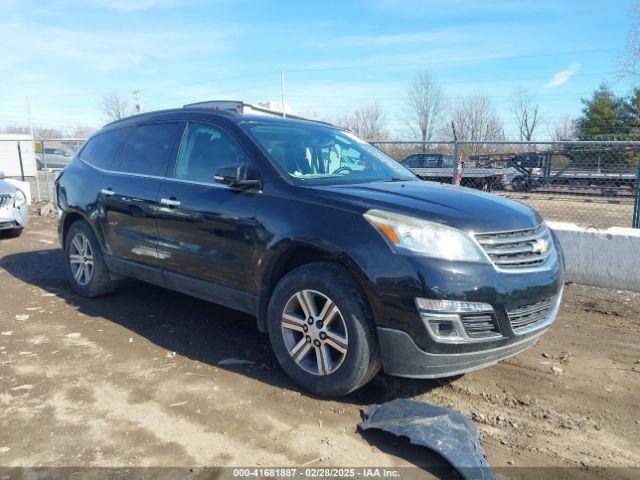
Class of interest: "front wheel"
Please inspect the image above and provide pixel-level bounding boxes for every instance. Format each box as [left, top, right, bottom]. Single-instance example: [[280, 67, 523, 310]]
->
[[267, 262, 381, 397], [0, 228, 23, 238]]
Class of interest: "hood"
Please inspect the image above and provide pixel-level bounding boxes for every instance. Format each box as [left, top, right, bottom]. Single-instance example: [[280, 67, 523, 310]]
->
[[0, 179, 18, 197], [315, 180, 541, 233]]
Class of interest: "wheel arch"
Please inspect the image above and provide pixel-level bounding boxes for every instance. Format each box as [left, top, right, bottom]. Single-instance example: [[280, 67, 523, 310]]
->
[[256, 239, 375, 333], [61, 209, 106, 252]]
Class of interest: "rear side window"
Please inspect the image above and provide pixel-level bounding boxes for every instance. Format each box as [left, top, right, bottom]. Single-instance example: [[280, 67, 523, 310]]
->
[[403, 155, 422, 168], [80, 127, 131, 170], [118, 123, 181, 177]]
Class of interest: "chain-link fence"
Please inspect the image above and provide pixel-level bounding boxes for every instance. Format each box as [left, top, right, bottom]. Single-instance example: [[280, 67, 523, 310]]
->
[[3, 135, 640, 229], [371, 140, 640, 229], [0, 137, 86, 204]]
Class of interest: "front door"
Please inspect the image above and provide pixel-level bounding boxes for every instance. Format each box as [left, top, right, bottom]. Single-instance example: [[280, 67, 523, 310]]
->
[[156, 122, 260, 293], [99, 122, 183, 269]]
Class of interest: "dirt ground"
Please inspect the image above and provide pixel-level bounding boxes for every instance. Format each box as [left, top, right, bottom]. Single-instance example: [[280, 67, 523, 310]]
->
[[0, 212, 639, 479]]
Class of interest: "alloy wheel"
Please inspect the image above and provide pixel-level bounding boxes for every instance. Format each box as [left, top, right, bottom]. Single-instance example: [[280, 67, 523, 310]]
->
[[69, 233, 94, 286], [281, 289, 348, 376]]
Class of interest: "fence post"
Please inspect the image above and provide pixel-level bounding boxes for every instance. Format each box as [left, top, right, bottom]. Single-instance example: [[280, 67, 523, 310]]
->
[[633, 161, 640, 228], [41, 139, 53, 204], [453, 140, 459, 169], [17, 141, 25, 181]]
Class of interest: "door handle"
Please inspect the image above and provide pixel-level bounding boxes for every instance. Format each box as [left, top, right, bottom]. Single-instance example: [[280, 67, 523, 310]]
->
[[160, 198, 181, 207], [100, 189, 115, 196]]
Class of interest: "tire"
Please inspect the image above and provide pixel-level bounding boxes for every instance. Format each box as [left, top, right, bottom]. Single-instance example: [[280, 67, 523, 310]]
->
[[267, 262, 381, 397], [0, 228, 23, 238], [512, 177, 525, 192], [64, 220, 118, 297]]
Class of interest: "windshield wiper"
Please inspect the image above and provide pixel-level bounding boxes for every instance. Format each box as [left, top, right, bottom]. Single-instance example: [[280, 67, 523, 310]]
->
[[382, 177, 412, 182]]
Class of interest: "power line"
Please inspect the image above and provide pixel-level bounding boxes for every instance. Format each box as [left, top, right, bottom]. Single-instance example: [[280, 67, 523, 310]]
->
[[0, 47, 619, 103], [287, 48, 620, 73]]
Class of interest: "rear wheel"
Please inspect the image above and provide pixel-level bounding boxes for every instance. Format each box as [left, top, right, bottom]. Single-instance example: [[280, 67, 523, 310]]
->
[[267, 262, 381, 397], [64, 220, 118, 297]]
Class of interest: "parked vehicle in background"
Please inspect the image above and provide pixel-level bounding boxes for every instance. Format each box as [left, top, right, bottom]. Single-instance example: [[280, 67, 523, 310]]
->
[[401, 152, 509, 191], [0, 173, 29, 237], [471, 149, 638, 195], [37, 147, 73, 170], [55, 101, 564, 397]]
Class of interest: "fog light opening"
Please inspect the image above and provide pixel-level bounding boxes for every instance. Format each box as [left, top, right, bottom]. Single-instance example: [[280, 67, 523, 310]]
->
[[430, 320, 455, 337]]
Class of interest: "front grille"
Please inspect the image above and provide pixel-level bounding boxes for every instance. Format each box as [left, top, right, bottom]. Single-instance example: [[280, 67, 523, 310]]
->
[[507, 296, 555, 331], [474, 224, 553, 270], [0, 195, 12, 209], [461, 314, 501, 338]]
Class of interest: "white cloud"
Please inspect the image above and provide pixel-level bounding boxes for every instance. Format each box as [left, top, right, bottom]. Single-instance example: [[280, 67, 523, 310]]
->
[[545, 62, 581, 88], [369, 0, 570, 16], [65, 0, 180, 12], [307, 27, 466, 49], [0, 21, 236, 72]]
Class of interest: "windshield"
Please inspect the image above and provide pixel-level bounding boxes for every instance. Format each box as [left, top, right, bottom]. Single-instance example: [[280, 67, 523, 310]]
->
[[246, 123, 416, 185]]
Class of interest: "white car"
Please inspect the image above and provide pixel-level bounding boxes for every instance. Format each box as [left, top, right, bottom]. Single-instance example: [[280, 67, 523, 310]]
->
[[0, 175, 29, 237]]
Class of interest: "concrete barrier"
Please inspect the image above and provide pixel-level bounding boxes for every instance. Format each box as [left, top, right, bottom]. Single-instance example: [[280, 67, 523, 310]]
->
[[548, 222, 640, 293]]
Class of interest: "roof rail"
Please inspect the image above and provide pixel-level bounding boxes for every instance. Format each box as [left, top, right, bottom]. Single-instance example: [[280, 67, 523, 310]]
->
[[183, 100, 245, 114], [182, 100, 336, 126]]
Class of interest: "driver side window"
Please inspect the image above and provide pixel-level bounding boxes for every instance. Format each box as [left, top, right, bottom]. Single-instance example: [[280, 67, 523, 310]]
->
[[174, 123, 245, 184]]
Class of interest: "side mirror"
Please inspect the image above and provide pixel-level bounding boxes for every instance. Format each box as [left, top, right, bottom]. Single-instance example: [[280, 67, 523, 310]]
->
[[214, 163, 259, 189]]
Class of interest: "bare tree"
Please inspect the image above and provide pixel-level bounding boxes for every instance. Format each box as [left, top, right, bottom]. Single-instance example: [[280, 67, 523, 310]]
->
[[5, 126, 31, 135], [65, 124, 96, 138], [403, 71, 444, 143], [334, 103, 388, 141], [100, 93, 131, 122], [553, 116, 577, 141], [450, 93, 504, 155], [621, 1, 640, 77], [511, 86, 540, 141]]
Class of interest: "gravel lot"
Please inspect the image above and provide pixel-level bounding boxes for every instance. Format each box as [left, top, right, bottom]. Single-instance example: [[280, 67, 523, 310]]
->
[[497, 192, 636, 229], [0, 212, 639, 479]]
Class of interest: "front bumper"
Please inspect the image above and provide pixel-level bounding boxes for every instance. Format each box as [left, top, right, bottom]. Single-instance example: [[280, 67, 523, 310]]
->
[[0, 205, 28, 230], [351, 233, 564, 377], [378, 326, 547, 378]]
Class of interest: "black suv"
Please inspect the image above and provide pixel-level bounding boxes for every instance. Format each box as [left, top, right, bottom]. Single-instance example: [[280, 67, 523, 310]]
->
[[55, 104, 564, 396]]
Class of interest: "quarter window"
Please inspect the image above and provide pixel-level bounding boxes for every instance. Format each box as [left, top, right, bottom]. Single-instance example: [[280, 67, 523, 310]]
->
[[174, 123, 246, 184], [80, 127, 132, 170], [118, 123, 181, 177]]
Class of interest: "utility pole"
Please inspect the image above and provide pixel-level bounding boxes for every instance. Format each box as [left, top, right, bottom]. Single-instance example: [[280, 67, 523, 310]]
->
[[26, 96, 35, 146], [132, 89, 142, 113], [280, 67, 286, 118]]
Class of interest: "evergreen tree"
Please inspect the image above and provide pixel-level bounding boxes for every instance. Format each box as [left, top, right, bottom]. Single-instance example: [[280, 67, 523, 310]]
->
[[575, 83, 631, 139], [626, 87, 640, 132]]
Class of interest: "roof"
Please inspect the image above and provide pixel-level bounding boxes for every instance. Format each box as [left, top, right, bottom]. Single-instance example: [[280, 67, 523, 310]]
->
[[103, 102, 337, 131]]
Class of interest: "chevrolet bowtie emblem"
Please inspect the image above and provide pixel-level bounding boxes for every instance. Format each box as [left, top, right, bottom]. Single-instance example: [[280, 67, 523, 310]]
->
[[532, 238, 550, 254]]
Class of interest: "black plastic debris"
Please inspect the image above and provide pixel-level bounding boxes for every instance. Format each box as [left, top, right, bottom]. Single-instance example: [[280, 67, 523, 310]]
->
[[359, 399, 496, 480]]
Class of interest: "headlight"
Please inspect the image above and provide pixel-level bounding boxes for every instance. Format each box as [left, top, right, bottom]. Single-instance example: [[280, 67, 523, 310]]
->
[[13, 189, 26, 207], [363, 209, 484, 261]]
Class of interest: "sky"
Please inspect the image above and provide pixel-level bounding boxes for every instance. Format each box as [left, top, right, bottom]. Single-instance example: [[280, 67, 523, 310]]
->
[[0, 0, 637, 139]]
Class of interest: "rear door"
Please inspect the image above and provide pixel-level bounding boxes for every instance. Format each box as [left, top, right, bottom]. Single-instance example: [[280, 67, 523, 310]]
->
[[156, 121, 260, 293], [99, 122, 183, 271]]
